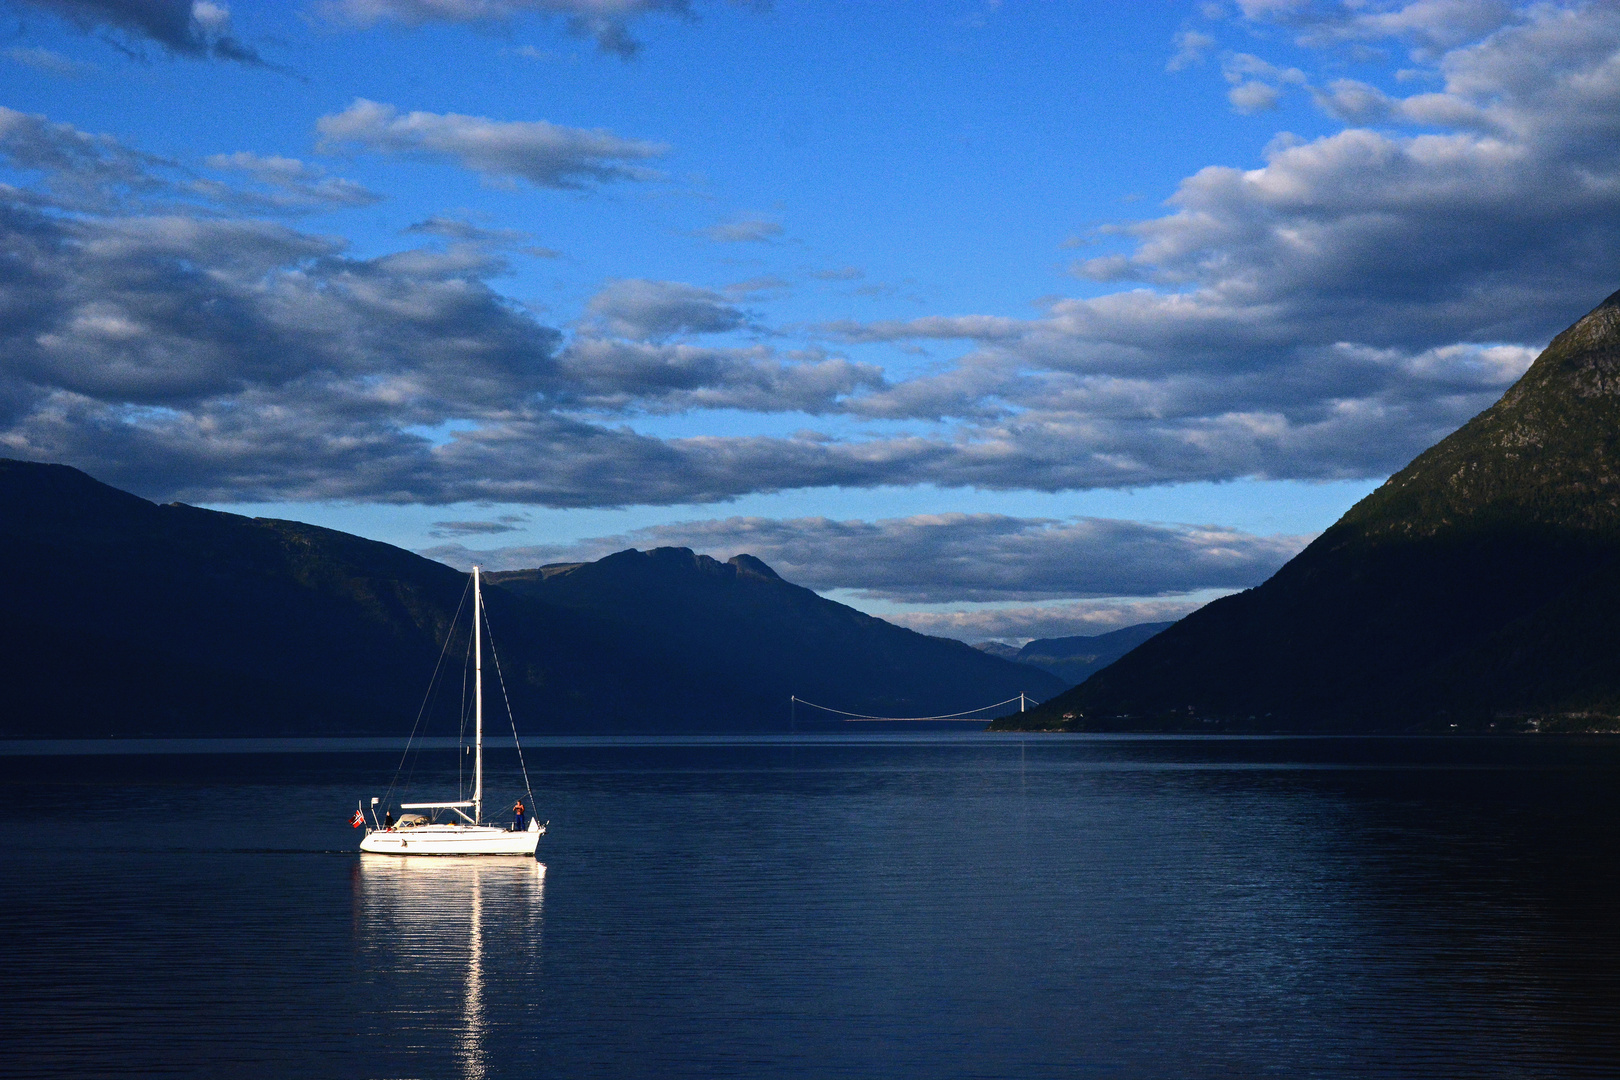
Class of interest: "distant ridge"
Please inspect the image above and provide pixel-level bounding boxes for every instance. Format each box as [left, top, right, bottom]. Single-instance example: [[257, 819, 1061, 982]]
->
[[489, 547, 1064, 724], [997, 287, 1620, 733], [0, 460, 1059, 736], [1008, 624, 1175, 686]]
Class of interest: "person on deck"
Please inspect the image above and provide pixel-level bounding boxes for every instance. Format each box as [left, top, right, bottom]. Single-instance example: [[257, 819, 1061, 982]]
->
[[384, 809, 394, 830], [514, 800, 526, 831]]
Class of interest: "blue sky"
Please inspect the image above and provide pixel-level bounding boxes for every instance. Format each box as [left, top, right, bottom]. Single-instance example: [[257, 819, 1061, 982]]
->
[[2, 0, 1616, 639]]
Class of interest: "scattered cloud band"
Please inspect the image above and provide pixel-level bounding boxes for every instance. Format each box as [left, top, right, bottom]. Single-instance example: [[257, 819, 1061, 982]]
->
[[315, 99, 668, 189]]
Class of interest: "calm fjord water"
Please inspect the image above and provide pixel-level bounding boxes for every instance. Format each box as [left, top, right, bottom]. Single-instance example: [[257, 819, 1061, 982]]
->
[[6, 735, 1620, 1079]]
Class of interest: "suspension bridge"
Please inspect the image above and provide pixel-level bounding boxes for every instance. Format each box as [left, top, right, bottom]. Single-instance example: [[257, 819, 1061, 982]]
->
[[789, 693, 1034, 725]]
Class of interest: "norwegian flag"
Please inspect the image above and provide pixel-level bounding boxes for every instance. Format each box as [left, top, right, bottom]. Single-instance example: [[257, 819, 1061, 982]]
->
[[350, 807, 365, 828]]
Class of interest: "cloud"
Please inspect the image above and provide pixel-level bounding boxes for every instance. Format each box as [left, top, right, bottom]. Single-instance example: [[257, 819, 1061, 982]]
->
[[1221, 51, 1307, 112], [4, 6, 1620, 512], [698, 216, 783, 243], [401, 215, 563, 257], [725, 276, 790, 296], [0, 124, 888, 503], [1168, 28, 1216, 71], [0, 110, 1551, 509], [1308, 78, 1396, 122], [0, 107, 374, 217], [198, 151, 382, 212], [403, 216, 534, 245], [419, 511, 1308, 603], [802, 3, 1618, 487], [315, 99, 667, 189], [819, 315, 1025, 343], [812, 266, 864, 281], [0, 104, 178, 211], [883, 599, 1211, 642], [1221, 50, 1308, 86], [14, 0, 265, 63], [321, 0, 719, 58], [1228, 80, 1282, 112], [4, 45, 95, 76], [1255, 0, 1519, 56], [1081, 9, 1620, 351], [585, 278, 748, 339], [555, 338, 885, 413], [430, 519, 521, 536]]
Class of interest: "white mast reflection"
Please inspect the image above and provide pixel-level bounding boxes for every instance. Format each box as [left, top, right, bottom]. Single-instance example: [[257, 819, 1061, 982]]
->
[[465, 866, 485, 1079], [356, 856, 546, 1079]]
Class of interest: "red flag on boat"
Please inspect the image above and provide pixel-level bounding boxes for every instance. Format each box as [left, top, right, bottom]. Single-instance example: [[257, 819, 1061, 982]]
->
[[350, 808, 365, 828]]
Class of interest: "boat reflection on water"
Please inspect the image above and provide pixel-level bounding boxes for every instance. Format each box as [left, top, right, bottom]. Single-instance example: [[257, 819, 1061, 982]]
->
[[355, 855, 546, 1079]]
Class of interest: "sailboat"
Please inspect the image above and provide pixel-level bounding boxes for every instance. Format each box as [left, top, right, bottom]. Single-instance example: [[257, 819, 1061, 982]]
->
[[359, 566, 544, 856]]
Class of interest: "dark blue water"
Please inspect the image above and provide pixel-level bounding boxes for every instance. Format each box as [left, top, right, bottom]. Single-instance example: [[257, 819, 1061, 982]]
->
[[6, 734, 1620, 1078]]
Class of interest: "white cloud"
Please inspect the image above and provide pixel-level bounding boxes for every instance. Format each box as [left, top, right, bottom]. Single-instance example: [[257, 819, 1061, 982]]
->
[[698, 217, 783, 243], [883, 599, 1212, 641], [402, 216, 533, 245], [1168, 28, 1217, 71], [1281, 0, 1519, 55], [1221, 51, 1307, 112], [555, 338, 886, 413], [1229, 80, 1283, 112], [1309, 78, 1395, 122], [4, 46, 94, 76], [198, 151, 381, 211], [315, 99, 668, 189], [322, 0, 714, 58], [585, 279, 748, 339]]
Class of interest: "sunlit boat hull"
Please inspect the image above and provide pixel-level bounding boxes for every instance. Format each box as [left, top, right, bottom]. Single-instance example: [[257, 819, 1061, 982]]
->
[[360, 822, 543, 856]]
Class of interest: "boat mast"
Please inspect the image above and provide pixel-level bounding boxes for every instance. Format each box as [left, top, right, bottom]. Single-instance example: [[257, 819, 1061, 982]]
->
[[473, 565, 483, 826]]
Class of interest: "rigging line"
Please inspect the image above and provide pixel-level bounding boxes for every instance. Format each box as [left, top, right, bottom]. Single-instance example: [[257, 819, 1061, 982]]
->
[[391, 583, 469, 812], [401, 590, 468, 810], [480, 604, 536, 812], [789, 694, 1026, 721], [382, 577, 472, 814]]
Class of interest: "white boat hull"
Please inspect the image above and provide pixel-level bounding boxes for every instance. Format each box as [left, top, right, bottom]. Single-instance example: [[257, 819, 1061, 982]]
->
[[359, 822, 543, 856]]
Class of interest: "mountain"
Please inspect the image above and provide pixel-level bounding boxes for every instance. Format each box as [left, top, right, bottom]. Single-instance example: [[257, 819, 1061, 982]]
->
[[0, 459, 1058, 737], [0, 459, 649, 738], [1008, 624, 1175, 686], [972, 641, 1023, 662], [995, 287, 1620, 734], [488, 548, 1065, 724]]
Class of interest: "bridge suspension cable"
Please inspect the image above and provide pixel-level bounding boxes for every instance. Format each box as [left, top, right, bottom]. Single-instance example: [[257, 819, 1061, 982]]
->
[[790, 693, 1031, 722]]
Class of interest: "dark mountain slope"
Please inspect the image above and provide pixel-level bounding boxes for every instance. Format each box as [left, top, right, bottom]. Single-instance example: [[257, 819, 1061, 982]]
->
[[998, 287, 1620, 733], [489, 548, 1064, 722], [0, 459, 660, 737]]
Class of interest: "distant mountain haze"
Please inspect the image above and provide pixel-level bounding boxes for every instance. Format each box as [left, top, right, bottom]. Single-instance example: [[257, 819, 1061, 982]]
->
[[996, 287, 1620, 734], [973, 641, 1022, 662], [987, 624, 1176, 686], [0, 460, 1060, 737]]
